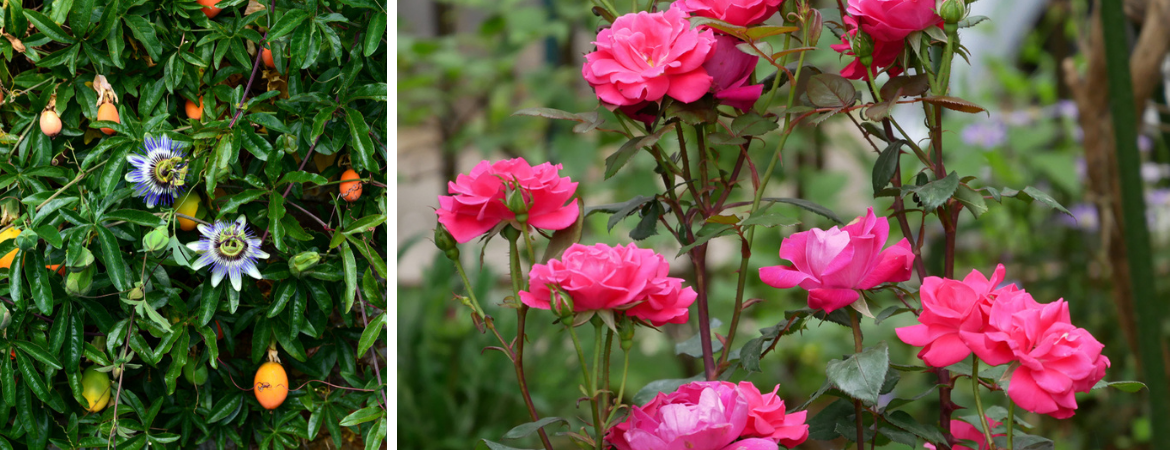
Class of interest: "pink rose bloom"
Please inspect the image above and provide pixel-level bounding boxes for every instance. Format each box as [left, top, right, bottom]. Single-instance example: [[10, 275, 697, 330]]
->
[[582, 7, 716, 107], [962, 295, 1110, 419], [677, 0, 784, 27], [736, 382, 808, 447], [830, 16, 904, 80], [607, 381, 779, 450], [436, 158, 579, 243], [519, 243, 695, 325], [895, 265, 1018, 367], [704, 35, 764, 110], [846, 0, 942, 42], [758, 207, 915, 313], [924, 417, 1004, 450]]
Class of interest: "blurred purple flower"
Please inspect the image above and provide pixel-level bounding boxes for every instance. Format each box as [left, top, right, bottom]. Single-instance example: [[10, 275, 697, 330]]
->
[[1148, 188, 1170, 207], [1058, 203, 1099, 232], [1138, 134, 1154, 153], [961, 120, 1007, 150], [1005, 110, 1033, 127], [1074, 157, 1087, 181], [1141, 163, 1167, 183], [1052, 100, 1078, 120]]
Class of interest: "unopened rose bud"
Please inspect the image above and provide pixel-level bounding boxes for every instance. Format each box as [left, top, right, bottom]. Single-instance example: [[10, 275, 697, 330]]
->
[[852, 31, 874, 68], [551, 288, 575, 321], [939, 0, 964, 25], [618, 315, 635, 352], [501, 225, 521, 241], [805, 9, 823, 47], [434, 225, 460, 261], [504, 188, 530, 217], [289, 251, 320, 277]]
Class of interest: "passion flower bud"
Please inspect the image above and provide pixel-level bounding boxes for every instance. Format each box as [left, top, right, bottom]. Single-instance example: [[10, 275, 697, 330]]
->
[[142, 227, 169, 252], [127, 283, 145, 301], [66, 270, 93, 297], [434, 225, 459, 261], [852, 31, 875, 69], [14, 229, 38, 251], [289, 251, 320, 277], [939, 0, 965, 25]]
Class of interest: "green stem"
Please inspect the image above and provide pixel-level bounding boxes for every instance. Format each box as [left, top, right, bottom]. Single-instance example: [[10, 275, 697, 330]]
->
[[452, 259, 485, 316], [970, 359, 995, 449], [566, 323, 594, 393], [718, 45, 809, 370], [866, 65, 883, 103], [591, 322, 605, 450], [605, 351, 631, 426], [505, 232, 554, 450], [757, 26, 793, 113], [1006, 400, 1015, 450], [600, 329, 614, 427], [886, 117, 933, 167]]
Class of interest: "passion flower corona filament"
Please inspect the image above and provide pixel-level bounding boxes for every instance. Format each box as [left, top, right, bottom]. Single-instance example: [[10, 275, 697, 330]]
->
[[186, 216, 270, 291], [125, 135, 189, 208]]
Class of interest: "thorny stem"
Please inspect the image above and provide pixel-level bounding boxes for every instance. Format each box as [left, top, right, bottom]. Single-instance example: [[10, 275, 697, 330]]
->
[[881, 118, 927, 280], [506, 233, 555, 450], [970, 359, 996, 449], [718, 36, 809, 373], [849, 309, 866, 448]]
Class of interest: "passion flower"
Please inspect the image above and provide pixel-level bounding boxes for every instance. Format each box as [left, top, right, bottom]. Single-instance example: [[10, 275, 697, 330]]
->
[[186, 216, 270, 291], [125, 135, 189, 208]]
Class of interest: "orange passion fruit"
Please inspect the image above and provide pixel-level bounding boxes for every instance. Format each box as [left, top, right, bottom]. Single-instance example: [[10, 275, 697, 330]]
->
[[185, 97, 204, 120], [254, 362, 288, 409], [262, 48, 275, 69], [198, 0, 222, 18], [40, 110, 62, 137], [339, 169, 362, 202], [97, 103, 119, 135]]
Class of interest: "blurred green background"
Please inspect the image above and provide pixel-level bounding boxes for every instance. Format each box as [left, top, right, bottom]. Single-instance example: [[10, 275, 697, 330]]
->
[[396, 0, 1170, 448]]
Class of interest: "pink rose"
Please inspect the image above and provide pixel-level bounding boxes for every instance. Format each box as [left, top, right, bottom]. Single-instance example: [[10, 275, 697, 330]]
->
[[736, 382, 808, 447], [924, 417, 1004, 450], [582, 7, 716, 106], [677, 0, 784, 27], [758, 207, 915, 313], [846, 0, 942, 42], [895, 265, 1018, 367], [519, 243, 695, 325], [704, 35, 764, 110], [829, 16, 904, 80], [962, 295, 1110, 419], [436, 158, 579, 243], [607, 381, 780, 450]]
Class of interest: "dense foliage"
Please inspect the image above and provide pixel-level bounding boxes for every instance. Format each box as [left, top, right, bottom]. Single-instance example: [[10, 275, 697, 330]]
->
[[0, 0, 388, 447]]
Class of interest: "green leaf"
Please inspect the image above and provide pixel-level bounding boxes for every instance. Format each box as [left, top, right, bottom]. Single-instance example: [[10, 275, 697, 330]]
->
[[214, 133, 236, 170], [344, 107, 378, 173], [905, 171, 959, 211], [629, 201, 662, 241], [218, 189, 267, 217], [632, 376, 705, 406], [825, 341, 889, 405], [806, 73, 857, 108], [268, 281, 296, 318], [338, 405, 383, 427], [340, 241, 357, 313], [13, 341, 63, 371], [103, 209, 166, 228], [270, 194, 287, 252], [343, 214, 385, 235], [24, 10, 74, 43], [277, 171, 328, 187], [541, 207, 583, 263], [992, 433, 1055, 450], [198, 282, 222, 327], [14, 351, 51, 404], [605, 124, 674, 179], [740, 211, 799, 228], [872, 141, 903, 195], [356, 312, 384, 358], [206, 394, 243, 423], [25, 255, 53, 315], [676, 222, 734, 257], [759, 197, 844, 223], [502, 417, 568, 439], [268, 9, 310, 41], [1091, 380, 1146, 393], [730, 112, 778, 137], [96, 227, 130, 291], [954, 184, 989, 218], [362, 13, 386, 57], [123, 15, 161, 61]]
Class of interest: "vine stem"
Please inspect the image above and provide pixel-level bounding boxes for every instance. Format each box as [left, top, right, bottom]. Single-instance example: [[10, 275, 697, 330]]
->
[[849, 309, 866, 448], [226, 0, 278, 129], [355, 288, 389, 410], [970, 359, 995, 448], [506, 232, 555, 450]]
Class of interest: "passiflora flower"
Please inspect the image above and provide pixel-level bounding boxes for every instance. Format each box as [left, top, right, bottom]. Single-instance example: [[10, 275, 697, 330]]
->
[[186, 216, 270, 291], [125, 135, 189, 208]]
